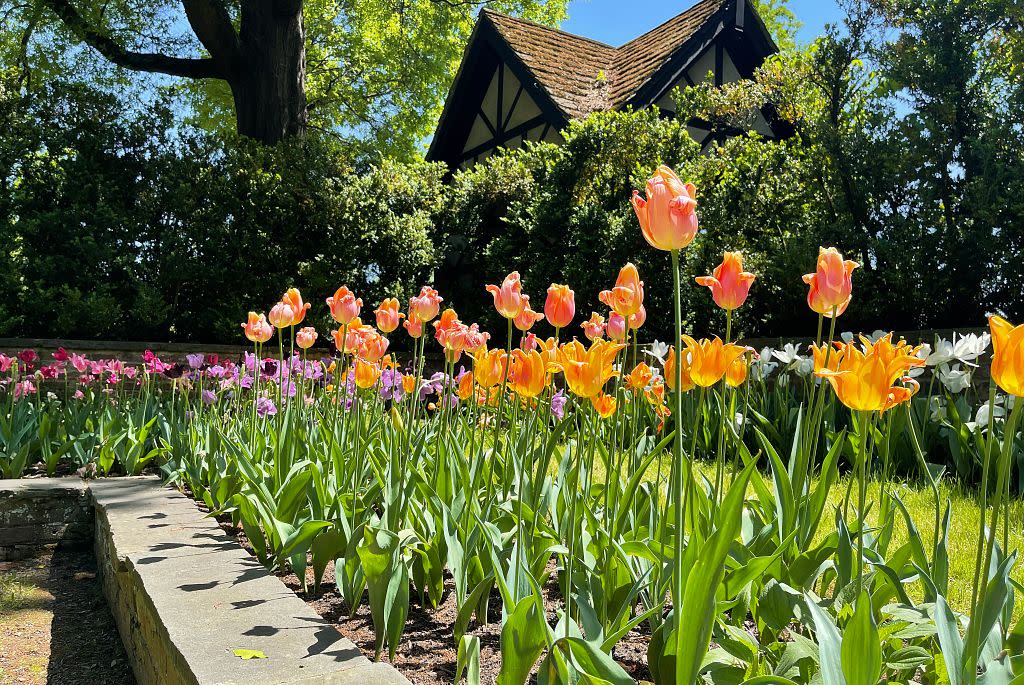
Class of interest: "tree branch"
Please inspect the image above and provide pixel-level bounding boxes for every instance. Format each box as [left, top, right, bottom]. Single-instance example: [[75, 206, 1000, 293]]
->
[[40, 0, 223, 79], [182, 0, 241, 68]]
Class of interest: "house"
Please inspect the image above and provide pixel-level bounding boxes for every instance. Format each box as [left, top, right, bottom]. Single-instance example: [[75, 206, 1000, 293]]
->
[[426, 0, 787, 170]]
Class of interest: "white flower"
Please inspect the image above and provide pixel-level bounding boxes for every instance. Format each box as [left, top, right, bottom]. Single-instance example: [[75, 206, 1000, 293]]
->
[[929, 396, 947, 422], [795, 357, 815, 377], [935, 363, 972, 393], [841, 330, 887, 344], [646, 340, 670, 364], [840, 332, 855, 344], [46, 391, 58, 401], [927, 332, 990, 367], [975, 398, 1005, 426], [772, 343, 804, 366], [908, 343, 932, 378]]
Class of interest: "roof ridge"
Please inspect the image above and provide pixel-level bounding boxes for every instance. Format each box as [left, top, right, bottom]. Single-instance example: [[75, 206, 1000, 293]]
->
[[615, 0, 728, 51], [479, 8, 617, 52]]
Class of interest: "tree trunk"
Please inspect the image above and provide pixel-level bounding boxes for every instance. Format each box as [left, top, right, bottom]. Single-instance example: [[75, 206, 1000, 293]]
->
[[232, 1, 307, 143]]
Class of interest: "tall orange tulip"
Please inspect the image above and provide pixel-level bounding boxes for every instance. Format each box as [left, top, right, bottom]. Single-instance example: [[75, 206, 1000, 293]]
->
[[631, 166, 699, 251], [509, 349, 546, 398], [354, 358, 382, 389], [803, 247, 858, 317], [815, 335, 925, 412], [683, 336, 750, 388], [409, 286, 443, 323], [473, 348, 508, 389], [457, 372, 475, 401], [485, 272, 527, 319], [545, 284, 575, 330], [989, 316, 1024, 396], [625, 362, 654, 391], [663, 346, 695, 393], [725, 355, 749, 387], [374, 298, 404, 333], [280, 288, 311, 326], [695, 251, 756, 311], [554, 339, 624, 398], [241, 312, 274, 344], [599, 263, 645, 317], [326, 286, 362, 325]]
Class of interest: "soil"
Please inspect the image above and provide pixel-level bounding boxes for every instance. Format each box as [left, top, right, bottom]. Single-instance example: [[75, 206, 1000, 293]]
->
[[0, 544, 135, 685], [210, 512, 654, 685]]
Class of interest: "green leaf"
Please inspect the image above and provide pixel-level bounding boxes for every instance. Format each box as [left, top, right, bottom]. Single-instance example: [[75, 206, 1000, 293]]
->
[[805, 595, 846, 685], [841, 592, 881, 685], [233, 648, 268, 660]]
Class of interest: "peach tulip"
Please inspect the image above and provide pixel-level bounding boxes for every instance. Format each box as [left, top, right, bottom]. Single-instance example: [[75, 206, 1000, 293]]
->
[[581, 312, 606, 341], [485, 272, 527, 320], [629, 306, 646, 331], [296, 327, 318, 350], [326, 286, 361, 325], [989, 316, 1024, 397], [545, 284, 575, 330], [374, 298, 404, 333], [409, 286, 443, 323], [359, 332, 390, 363], [268, 302, 295, 329], [599, 263, 644, 317], [696, 251, 756, 311], [607, 312, 627, 342], [403, 318, 423, 339], [280, 288, 311, 326], [631, 166, 699, 251], [241, 312, 274, 344], [803, 247, 858, 318], [514, 296, 545, 332]]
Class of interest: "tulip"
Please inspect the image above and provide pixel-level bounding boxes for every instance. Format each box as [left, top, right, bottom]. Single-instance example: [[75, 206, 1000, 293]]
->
[[280, 288, 311, 326], [725, 355, 749, 387], [241, 312, 275, 344], [695, 251, 756, 311], [989, 316, 1024, 396], [631, 166, 699, 251], [554, 339, 624, 398], [409, 286, 443, 323], [509, 349, 546, 398], [514, 296, 545, 332], [803, 247, 858, 317], [599, 264, 645, 317], [359, 332, 390, 363], [545, 284, 575, 330], [591, 392, 617, 419], [485, 272, 527, 319], [402, 374, 417, 395], [457, 372, 475, 401], [354, 358, 382, 389], [581, 312, 606, 341], [683, 336, 750, 388], [663, 346, 695, 393], [296, 327, 318, 350], [374, 298, 404, 333], [268, 302, 294, 329], [811, 342, 845, 374], [607, 312, 627, 342], [629, 306, 646, 331], [625, 362, 653, 391], [815, 334, 925, 412], [403, 318, 423, 339], [327, 286, 362, 325], [473, 348, 508, 389], [463, 324, 490, 353]]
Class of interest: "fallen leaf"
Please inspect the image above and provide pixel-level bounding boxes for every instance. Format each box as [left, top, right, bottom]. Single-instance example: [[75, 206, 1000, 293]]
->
[[233, 649, 268, 660]]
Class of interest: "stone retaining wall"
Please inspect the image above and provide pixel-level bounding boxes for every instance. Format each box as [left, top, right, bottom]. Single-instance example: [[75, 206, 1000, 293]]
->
[[0, 479, 91, 560]]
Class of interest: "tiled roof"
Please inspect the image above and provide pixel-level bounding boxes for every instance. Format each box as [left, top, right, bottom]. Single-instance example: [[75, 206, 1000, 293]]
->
[[482, 0, 728, 119]]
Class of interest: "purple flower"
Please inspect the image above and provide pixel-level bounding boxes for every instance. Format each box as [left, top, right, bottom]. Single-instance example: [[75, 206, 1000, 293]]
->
[[207, 364, 227, 379], [244, 351, 256, 370], [256, 397, 277, 417], [201, 389, 217, 405], [379, 368, 405, 402], [550, 389, 567, 421], [238, 374, 254, 390], [186, 353, 204, 370]]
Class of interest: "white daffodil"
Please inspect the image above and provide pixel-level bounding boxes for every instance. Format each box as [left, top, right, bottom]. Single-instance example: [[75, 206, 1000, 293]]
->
[[927, 332, 991, 367]]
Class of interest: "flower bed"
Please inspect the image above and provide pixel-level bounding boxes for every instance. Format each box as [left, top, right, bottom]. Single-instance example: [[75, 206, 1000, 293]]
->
[[2, 165, 1023, 685]]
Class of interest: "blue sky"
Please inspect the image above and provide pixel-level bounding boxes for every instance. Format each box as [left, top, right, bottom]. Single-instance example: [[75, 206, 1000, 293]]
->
[[562, 0, 843, 46]]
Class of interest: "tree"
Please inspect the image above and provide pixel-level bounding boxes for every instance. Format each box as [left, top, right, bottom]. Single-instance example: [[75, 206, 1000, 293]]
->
[[5, 0, 567, 149]]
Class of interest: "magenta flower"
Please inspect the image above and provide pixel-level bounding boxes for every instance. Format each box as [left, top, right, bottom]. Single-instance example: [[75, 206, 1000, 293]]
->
[[256, 397, 277, 417]]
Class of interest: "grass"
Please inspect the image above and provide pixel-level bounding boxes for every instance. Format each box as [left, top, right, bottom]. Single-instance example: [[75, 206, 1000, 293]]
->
[[0, 572, 30, 614]]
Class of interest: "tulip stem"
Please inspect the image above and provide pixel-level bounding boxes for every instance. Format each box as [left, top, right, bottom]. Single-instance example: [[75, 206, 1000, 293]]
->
[[670, 248, 687, 685]]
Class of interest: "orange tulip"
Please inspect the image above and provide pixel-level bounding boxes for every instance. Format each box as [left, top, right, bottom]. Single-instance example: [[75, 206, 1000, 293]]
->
[[581, 312, 606, 341], [696, 251, 755, 311], [664, 346, 695, 393], [241, 312, 274, 344], [803, 247, 858, 318], [683, 336, 750, 388], [402, 374, 417, 395], [509, 349, 546, 398], [374, 298, 404, 333], [990, 316, 1024, 397], [296, 326, 318, 350], [473, 348, 508, 389], [631, 166, 699, 251], [545, 284, 575, 330], [514, 296, 545, 332], [816, 334, 925, 412], [403, 318, 423, 339], [591, 392, 617, 419], [625, 362, 653, 391], [354, 358, 381, 389], [268, 302, 294, 329], [359, 332, 390, 363], [811, 342, 845, 374], [409, 286, 443, 323], [646, 377, 667, 406], [554, 339, 624, 398], [607, 312, 627, 342], [599, 263, 645, 317], [725, 355, 749, 387], [457, 372, 475, 401], [280, 288, 311, 326], [326, 286, 362, 325], [485, 272, 526, 319]]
